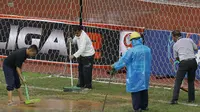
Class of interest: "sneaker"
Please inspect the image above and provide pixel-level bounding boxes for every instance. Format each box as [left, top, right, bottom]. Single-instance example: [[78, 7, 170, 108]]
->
[[188, 100, 195, 103], [80, 88, 91, 94], [84, 85, 92, 89], [170, 100, 178, 105], [76, 84, 84, 88], [142, 108, 149, 111]]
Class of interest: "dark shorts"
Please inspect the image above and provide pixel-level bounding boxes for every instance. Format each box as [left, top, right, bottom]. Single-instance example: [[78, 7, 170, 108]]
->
[[3, 63, 21, 91]]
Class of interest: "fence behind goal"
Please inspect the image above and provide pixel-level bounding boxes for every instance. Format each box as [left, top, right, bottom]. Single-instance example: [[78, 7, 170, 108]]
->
[[0, 0, 200, 89]]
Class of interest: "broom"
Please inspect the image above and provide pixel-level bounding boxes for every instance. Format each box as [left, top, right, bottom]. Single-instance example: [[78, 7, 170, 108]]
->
[[63, 41, 81, 92], [24, 76, 41, 104], [101, 68, 117, 112]]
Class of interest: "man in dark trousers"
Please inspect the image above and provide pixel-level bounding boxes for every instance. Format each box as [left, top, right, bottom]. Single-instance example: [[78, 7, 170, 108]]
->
[[111, 32, 152, 112], [170, 30, 198, 104], [3, 45, 38, 106], [68, 26, 95, 89]]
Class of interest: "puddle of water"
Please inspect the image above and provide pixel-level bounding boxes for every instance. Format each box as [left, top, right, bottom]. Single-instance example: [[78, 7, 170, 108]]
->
[[0, 97, 102, 112]]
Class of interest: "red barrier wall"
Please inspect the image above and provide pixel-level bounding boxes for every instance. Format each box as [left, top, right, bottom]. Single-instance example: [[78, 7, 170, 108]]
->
[[0, 0, 199, 33]]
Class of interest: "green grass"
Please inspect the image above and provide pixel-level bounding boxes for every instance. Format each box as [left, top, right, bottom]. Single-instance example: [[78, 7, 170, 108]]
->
[[1, 72, 200, 112]]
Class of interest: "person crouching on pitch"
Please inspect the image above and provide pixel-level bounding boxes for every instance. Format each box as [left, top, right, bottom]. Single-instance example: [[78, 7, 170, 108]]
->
[[111, 32, 152, 112], [68, 25, 95, 89], [3, 45, 38, 106]]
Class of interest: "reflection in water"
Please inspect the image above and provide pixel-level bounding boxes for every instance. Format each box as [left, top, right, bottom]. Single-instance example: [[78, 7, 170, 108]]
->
[[0, 98, 101, 112]]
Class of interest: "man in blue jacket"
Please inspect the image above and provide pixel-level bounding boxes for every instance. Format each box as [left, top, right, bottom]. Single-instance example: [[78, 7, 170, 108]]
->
[[111, 32, 152, 112]]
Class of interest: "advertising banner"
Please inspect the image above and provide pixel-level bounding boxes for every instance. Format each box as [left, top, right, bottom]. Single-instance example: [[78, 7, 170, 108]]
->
[[0, 19, 120, 65]]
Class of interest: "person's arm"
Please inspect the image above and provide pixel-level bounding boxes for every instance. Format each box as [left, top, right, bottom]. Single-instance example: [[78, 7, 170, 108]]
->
[[16, 67, 24, 82], [190, 39, 198, 51], [67, 37, 77, 45], [73, 35, 86, 58], [15, 56, 25, 83], [173, 45, 179, 61], [113, 50, 133, 71], [175, 57, 180, 61], [72, 36, 77, 44]]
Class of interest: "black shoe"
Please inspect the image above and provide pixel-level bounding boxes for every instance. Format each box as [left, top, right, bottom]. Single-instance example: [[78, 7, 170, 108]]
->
[[142, 108, 149, 111], [76, 84, 84, 88], [188, 100, 195, 103], [170, 100, 178, 104], [84, 85, 92, 89]]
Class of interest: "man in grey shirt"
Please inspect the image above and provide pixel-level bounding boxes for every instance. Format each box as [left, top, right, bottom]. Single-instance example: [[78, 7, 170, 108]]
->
[[171, 30, 198, 104]]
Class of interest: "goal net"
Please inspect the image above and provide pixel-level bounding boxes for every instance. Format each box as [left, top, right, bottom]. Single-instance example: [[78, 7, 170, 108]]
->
[[0, 0, 200, 91]]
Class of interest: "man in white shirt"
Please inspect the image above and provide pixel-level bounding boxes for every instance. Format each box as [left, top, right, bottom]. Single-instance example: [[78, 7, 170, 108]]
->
[[170, 30, 198, 104], [68, 25, 95, 89]]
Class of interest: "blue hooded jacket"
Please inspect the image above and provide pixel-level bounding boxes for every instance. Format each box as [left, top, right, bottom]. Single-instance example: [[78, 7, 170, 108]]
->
[[113, 38, 152, 93]]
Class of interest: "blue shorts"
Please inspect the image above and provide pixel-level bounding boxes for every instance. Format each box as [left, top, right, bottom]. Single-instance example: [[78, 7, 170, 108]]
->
[[3, 63, 21, 91]]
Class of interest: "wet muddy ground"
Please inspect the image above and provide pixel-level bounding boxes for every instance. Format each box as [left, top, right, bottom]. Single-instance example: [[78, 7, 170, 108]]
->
[[0, 97, 102, 112]]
